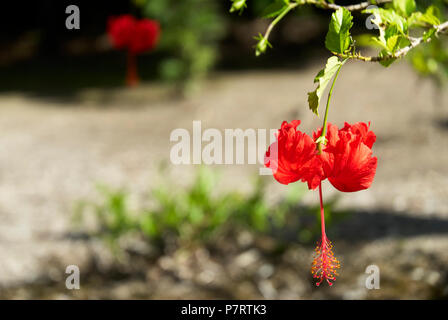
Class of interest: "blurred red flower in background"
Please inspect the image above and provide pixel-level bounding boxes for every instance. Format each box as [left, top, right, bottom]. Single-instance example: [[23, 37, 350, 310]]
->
[[108, 15, 160, 54], [129, 19, 160, 54], [107, 15, 135, 50], [107, 15, 160, 86]]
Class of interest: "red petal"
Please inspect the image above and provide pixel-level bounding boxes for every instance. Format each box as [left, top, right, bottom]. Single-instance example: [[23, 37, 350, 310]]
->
[[129, 19, 160, 54], [313, 122, 339, 148], [107, 15, 136, 50], [265, 120, 324, 189], [340, 121, 376, 149], [328, 133, 378, 192]]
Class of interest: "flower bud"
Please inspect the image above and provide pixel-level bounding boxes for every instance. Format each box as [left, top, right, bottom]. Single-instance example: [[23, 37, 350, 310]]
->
[[230, 0, 247, 14], [255, 36, 268, 56]]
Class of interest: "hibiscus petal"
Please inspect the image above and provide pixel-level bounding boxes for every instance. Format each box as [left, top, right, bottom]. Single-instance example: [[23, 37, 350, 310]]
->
[[265, 120, 324, 188], [341, 121, 376, 149], [328, 133, 378, 192]]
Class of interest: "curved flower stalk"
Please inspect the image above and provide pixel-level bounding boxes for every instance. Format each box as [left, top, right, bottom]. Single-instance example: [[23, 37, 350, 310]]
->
[[107, 15, 160, 87]]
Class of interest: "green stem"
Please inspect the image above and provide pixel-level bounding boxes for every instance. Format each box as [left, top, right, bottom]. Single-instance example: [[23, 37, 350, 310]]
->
[[318, 62, 344, 152], [264, 3, 298, 40]]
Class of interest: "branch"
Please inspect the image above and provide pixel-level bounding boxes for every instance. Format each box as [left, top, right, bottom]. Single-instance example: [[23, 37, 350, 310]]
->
[[436, 20, 448, 34], [304, 0, 392, 11], [256, 2, 299, 55], [334, 20, 448, 62], [264, 3, 299, 41], [260, 0, 391, 50]]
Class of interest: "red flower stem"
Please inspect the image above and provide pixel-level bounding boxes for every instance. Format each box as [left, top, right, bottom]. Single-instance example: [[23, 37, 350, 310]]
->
[[318, 181, 326, 240], [126, 51, 139, 87]]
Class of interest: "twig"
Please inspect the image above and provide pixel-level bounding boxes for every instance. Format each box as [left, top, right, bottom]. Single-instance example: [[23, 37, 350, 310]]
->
[[264, 2, 299, 41], [436, 20, 448, 34], [334, 20, 448, 62], [304, 0, 392, 12], [262, 0, 391, 46]]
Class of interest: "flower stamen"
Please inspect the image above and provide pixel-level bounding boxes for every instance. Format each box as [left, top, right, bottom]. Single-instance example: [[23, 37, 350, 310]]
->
[[311, 181, 341, 286], [311, 236, 340, 286]]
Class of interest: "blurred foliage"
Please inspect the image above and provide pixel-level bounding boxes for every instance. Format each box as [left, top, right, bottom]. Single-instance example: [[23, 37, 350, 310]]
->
[[407, 0, 448, 84], [75, 167, 345, 254], [134, 0, 226, 95], [409, 37, 448, 83], [361, 0, 448, 81]]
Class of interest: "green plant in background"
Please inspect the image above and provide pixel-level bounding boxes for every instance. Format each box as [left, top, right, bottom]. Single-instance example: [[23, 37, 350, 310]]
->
[[406, 0, 448, 84], [134, 0, 225, 95], [74, 185, 139, 251], [75, 168, 344, 254], [409, 34, 448, 84], [139, 167, 239, 244]]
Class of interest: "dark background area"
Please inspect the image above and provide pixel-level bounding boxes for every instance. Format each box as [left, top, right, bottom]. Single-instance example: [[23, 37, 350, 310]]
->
[[0, 0, 340, 93]]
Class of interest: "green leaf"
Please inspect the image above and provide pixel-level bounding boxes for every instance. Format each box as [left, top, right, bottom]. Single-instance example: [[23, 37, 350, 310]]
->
[[262, 0, 289, 18], [371, 25, 401, 53], [364, 7, 408, 34], [378, 50, 397, 67], [325, 8, 353, 54], [308, 91, 319, 115], [408, 6, 440, 27], [386, 35, 400, 52], [354, 34, 381, 48], [423, 28, 436, 41], [230, 0, 247, 14], [393, 0, 416, 18], [423, 6, 440, 25], [370, 37, 389, 51], [384, 25, 404, 53], [307, 56, 345, 116]]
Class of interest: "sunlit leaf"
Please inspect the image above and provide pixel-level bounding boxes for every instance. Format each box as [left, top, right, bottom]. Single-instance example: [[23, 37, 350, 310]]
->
[[408, 6, 440, 27], [325, 8, 353, 54], [308, 56, 345, 116], [379, 50, 397, 67], [393, 0, 416, 18], [364, 7, 408, 34]]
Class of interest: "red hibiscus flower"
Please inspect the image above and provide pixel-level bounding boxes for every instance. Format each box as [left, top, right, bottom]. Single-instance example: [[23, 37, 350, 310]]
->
[[265, 120, 378, 286], [265, 120, 377, 191], [107, 15, 160, 86]]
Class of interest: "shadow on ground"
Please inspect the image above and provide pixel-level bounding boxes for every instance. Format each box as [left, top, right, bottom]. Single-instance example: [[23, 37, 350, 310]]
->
[[331, 209, 448, 243]]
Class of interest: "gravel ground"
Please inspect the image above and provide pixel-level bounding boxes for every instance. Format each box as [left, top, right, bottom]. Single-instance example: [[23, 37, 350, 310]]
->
[[0, 59, 447, 298]]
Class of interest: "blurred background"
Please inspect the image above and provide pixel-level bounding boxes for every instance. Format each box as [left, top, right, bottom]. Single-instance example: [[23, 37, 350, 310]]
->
[[0, 0, 447, 299]]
